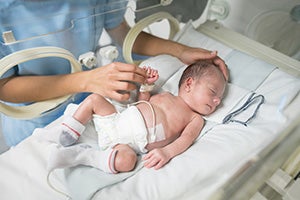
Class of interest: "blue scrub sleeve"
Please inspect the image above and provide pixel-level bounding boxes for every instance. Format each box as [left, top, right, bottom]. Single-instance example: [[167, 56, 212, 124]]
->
[[0, 0, 128, 146]]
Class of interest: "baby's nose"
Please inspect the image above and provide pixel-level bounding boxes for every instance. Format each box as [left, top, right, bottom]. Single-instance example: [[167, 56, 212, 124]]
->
[[213, 97, 221, 106]]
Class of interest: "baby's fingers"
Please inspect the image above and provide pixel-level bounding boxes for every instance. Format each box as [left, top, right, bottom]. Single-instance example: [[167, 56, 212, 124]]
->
[[153, 160, 165, 170], [143, 151, 152, 160], [143, 156, 159, 169]]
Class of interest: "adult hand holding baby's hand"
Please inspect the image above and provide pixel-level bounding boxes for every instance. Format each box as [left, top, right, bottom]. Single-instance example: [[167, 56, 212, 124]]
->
[[83, 62, 147, 101]]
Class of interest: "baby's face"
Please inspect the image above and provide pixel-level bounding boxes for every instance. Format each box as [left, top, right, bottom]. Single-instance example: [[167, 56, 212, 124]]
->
[[187, 73, 226, 115]]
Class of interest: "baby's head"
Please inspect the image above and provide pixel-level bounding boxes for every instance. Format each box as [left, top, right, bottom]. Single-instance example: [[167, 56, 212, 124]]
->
[[178, 61, 227, 115]]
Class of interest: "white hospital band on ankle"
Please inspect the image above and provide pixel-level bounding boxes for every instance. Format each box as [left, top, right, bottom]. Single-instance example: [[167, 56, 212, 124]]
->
[[62, 116, 85, 136], [60, 116, 85, 146], [139, 83, 155, 92]]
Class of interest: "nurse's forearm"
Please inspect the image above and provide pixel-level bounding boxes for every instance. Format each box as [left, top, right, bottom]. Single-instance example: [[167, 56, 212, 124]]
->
[[0, 72, 85, 103], [108, 20, 187, 59], [132, 31, 185, 58], [107, 21, 185, 58]]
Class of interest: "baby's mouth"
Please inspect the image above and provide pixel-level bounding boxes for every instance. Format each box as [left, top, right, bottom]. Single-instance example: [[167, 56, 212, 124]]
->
[[206, 104, 212, 112]]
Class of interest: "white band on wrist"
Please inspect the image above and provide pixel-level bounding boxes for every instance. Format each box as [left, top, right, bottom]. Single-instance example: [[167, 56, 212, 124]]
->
[[139, 83, 155, 92]]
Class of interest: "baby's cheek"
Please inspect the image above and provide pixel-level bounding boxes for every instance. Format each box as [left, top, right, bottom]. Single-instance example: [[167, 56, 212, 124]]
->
[[205, 104, 216, 115], [197, 105, 209, 116], [204, 107, 211, 115]]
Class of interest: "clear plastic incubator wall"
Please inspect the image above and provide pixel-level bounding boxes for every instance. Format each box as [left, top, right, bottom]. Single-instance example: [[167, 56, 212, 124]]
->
[[0, 0, 300, 200]]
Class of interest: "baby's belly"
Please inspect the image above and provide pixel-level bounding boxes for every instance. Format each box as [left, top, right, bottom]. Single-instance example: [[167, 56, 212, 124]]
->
[[136, 103, 169, 142]]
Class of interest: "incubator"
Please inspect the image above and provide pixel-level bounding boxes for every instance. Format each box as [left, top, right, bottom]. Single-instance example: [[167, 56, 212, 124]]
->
[[0, 0, 300, 199]]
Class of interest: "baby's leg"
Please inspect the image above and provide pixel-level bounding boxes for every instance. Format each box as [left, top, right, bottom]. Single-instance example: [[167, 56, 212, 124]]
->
[[47, 144, 119, 174], [74, 93, 117, 124], [60, 94, 117, 147], [47, 143, 137, 173]]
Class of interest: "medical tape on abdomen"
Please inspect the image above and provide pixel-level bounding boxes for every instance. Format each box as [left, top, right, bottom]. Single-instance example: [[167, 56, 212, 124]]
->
[[128, 100, 157, 142]]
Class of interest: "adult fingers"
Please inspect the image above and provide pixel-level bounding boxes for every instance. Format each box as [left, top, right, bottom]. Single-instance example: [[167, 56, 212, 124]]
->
[[213, 57, 229, 81], [113, 62, 147, 78], [108, 90, 131, 102], [106, 63, 147, 84], [105, 81, 138, 101], [109, 71, 146, 84], [180, 47, 218, 64]]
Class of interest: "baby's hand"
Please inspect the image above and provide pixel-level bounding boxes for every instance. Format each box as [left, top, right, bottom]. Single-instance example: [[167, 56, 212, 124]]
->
[[143, 148, 171, 170], [142, 66, 159, 84]]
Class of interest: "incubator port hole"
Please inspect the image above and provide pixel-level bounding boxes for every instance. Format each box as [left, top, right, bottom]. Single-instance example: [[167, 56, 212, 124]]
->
[[246, 10, 300, 60]]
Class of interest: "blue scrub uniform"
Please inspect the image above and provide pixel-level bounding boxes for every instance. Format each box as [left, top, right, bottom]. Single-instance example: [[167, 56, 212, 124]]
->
[[0, 0, 127, 146]]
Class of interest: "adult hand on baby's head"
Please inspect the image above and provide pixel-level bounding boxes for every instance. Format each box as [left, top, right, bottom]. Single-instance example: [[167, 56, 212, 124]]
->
[[212, 56, 229, 81], [178, 47, 229, 81]]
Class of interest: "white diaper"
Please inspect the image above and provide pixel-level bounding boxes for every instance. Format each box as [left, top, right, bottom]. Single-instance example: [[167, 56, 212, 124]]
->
[[93, 106, 155, 153]]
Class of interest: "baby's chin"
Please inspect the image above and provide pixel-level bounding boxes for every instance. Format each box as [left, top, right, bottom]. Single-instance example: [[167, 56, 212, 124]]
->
[[199, 110, 212, 116], [205, 108, 218, 116], [194, 105, 215, 116]]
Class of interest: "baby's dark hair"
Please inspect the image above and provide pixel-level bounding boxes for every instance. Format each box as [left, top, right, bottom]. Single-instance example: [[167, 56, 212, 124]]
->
[[178, 61, 222, 88]]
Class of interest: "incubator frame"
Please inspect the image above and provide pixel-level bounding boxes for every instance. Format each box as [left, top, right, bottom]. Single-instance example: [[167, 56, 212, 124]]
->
[[0, 0, 300, 199]]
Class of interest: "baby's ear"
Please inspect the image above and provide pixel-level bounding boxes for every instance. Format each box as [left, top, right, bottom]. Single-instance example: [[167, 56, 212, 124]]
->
[[186, 77, 194, 85], [184, 77, 194, 92]]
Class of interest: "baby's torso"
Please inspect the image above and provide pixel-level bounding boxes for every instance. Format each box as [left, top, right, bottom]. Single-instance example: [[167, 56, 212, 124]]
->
[[136, 93, 195, 149]]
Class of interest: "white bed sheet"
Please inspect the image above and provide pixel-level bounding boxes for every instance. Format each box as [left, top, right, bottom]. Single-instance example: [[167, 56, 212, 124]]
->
[[0, 24, 300, 200]]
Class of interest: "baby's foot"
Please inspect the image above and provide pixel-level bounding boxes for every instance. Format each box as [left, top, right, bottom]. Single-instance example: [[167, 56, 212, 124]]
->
[[59, 116, 85, 147], [59, 127, 79, 147]]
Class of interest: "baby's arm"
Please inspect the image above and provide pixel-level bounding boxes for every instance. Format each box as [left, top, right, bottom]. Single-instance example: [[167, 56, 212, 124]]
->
[[138, 67, 159, 101], [143, 114, 204, 170]]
